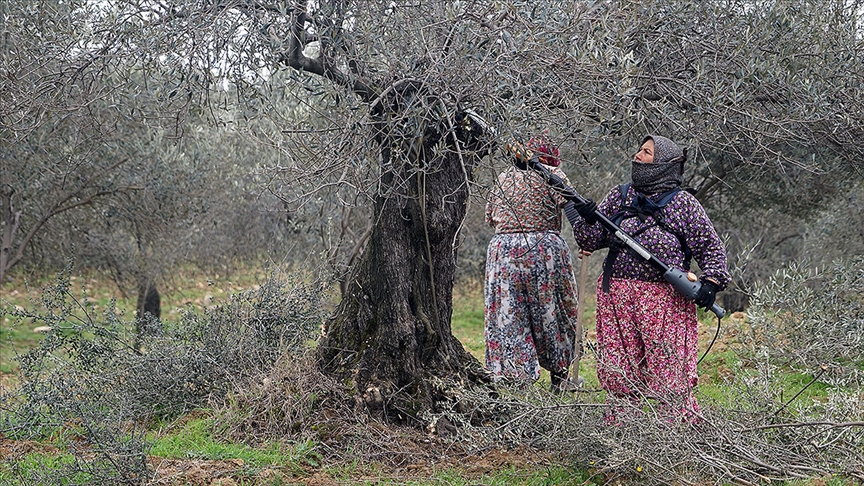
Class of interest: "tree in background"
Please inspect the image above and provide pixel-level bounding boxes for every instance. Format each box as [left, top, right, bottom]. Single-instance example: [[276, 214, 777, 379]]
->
[[0, 1, 296, 307], [0, 0, 193, 287]]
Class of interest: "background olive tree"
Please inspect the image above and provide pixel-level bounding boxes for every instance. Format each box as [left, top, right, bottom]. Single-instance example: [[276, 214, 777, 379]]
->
[[0, 1, 303, 312]]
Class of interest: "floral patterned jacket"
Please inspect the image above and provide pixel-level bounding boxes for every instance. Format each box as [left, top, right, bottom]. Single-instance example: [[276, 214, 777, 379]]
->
[[486, 166, 571, 234]]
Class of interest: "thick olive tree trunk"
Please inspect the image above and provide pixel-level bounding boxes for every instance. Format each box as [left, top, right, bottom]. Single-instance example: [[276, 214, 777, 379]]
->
[[317, 140, 489, 423]]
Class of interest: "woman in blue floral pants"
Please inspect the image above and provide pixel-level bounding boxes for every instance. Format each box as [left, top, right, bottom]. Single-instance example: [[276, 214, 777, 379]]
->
[[484, 134, 580, 391]]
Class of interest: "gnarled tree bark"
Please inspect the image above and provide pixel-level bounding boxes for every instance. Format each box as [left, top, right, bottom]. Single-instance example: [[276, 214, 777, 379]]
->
[[317, 114, 492, 423]]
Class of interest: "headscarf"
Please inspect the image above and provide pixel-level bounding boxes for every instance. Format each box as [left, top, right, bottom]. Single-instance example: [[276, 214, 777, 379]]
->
[[631, 135, 685, 194], [526, 132, 561, 167]]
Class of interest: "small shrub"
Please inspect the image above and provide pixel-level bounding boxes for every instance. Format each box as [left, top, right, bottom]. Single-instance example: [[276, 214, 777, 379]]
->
[[745, 256, 864, 387]]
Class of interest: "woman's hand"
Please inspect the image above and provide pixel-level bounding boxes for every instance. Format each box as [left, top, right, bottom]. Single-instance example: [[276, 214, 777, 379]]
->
[[573, 198, 598, 224], [694, 279, 719, 308], [504, 140, 533, 168]]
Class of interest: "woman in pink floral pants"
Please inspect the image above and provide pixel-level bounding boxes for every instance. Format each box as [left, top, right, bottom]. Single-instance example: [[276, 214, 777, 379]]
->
[[569, 135, 730, 422], [595, 279, 700, 421]]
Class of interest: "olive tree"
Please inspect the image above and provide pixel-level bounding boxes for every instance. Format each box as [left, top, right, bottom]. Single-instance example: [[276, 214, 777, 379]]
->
[[0, 0, 201, 286], [0, 1, 293, 305]]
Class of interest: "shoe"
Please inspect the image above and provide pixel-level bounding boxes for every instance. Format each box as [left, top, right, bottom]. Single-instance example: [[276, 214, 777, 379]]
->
[[551, 376, 584, 393]]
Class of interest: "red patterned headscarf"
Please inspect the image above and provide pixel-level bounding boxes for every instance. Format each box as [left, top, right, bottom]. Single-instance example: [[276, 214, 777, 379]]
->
[[526, 133, 561, 167]]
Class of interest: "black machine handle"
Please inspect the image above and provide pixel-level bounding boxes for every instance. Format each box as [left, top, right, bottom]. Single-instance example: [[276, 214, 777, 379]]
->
[[664, 268, 725, 318], [505, 143, 725, 319]]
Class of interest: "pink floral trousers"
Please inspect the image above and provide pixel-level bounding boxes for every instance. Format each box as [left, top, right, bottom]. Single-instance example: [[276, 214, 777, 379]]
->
[[596, 277, 701, 422]]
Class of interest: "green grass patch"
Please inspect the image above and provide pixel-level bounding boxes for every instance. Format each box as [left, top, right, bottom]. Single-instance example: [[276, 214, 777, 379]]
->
[[0, 453, 96, 485], [777, 369, 834, 407], [451, 279, 486, 361], [428, 464, 597, 485], [696, 349, 742, 404], [321, 463, 598, 485], [0, 324, 44, 374], [148, 414, 320, 473]]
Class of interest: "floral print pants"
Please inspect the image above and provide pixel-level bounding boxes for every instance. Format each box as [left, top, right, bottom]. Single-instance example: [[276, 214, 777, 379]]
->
[[484, 232, 579, 382], [596, 277, 700, 422]]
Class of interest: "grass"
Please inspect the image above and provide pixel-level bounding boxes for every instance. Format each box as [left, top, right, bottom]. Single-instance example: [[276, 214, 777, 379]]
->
[[0, 453, 90, 485], [314, 463, 597, 486], [450, 278, 486, 361], [0, 325, 43, 374], [148, 414, 320, 474], [387, 465, 597, 485]]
